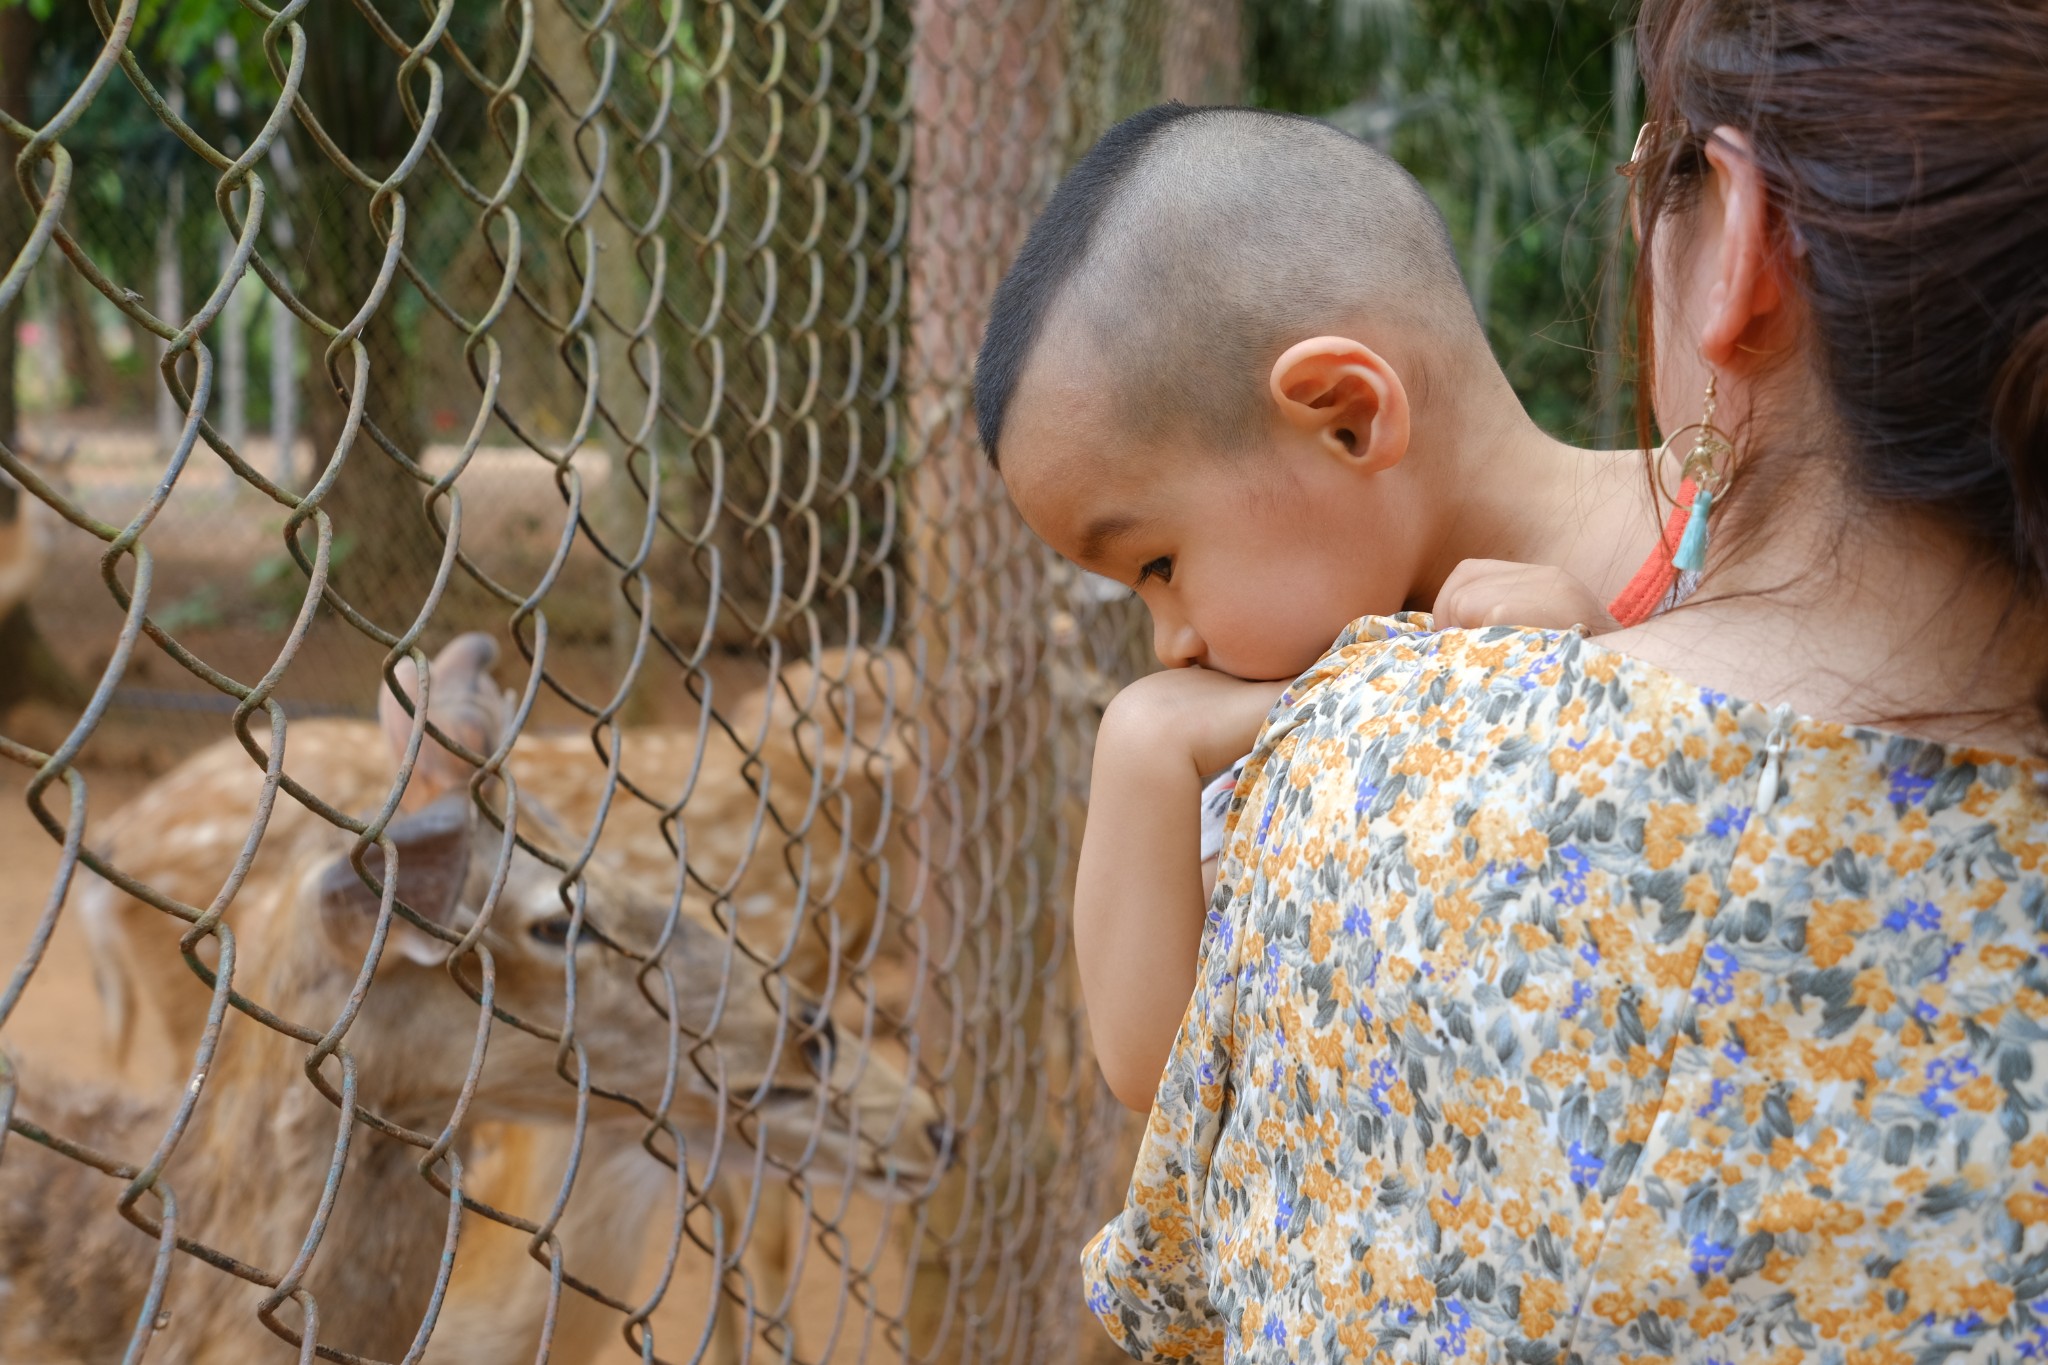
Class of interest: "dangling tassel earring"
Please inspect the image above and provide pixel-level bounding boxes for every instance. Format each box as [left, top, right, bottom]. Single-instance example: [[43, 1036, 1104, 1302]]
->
[[1670, 374, 1735, 574]]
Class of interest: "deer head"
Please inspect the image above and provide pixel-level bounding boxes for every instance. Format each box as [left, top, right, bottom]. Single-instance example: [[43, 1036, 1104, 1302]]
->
[[294, 635, 947, 1193]]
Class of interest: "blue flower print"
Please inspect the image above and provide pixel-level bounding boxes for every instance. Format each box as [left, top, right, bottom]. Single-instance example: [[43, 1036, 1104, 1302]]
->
[[1889, 764, 1936, 808], [1707, 804, 1751, 839], [1884, 899, 1941, 934], [1354, 776, 1380, 818], [1208, 907, 1234, 952], [1694, 943, 1739, 1005], [1518, 650, 1561, 691], [1551, 846, 1591, 907], [1368, 1057, 1398, 1115], [1434, 1300, 1472, 1357], [1255, 791, 1280, 847], [1921, 1054, 1981, 1118], [1690, 1232, 1734, 1276]]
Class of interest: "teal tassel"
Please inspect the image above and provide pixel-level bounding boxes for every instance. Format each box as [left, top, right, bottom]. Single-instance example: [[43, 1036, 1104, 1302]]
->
[[1672, 485, 1713, 573]]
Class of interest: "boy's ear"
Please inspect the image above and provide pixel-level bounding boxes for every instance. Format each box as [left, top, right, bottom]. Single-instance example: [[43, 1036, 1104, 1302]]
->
[[1268, 337, 1411, 474]]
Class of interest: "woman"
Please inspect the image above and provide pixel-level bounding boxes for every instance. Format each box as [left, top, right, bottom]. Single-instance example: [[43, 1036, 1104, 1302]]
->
[[1083, 0, 2048, 1359]]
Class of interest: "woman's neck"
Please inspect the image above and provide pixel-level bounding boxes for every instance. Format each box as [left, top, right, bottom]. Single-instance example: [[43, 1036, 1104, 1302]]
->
[[1602, 479, 2048, 755]]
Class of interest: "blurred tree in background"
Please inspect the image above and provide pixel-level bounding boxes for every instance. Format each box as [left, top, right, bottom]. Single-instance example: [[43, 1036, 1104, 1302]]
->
[[1249, 0, 1639, 445]]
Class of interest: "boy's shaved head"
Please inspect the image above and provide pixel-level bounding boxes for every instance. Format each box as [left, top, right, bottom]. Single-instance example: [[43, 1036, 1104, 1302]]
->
[[975, 103, 1486, 465]]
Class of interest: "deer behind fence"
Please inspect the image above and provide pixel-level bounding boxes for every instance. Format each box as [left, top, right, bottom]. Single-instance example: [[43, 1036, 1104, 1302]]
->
[[1, 635, 945, 1362]]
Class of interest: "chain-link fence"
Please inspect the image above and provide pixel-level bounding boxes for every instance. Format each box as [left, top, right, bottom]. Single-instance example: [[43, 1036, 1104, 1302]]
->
[[0, 2, 1209, 1359]]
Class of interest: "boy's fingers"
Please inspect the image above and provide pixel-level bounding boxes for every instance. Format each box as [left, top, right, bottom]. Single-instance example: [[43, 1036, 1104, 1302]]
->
[[1432, 561, 1496, 628]]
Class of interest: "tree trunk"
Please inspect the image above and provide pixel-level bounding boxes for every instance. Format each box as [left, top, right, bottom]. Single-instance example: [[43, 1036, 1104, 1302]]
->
[[1162, 0, 1244, 106], [287, 12, 443, 630], [217, 233, 248, 453], [0, 1, 84, 719], [0, 592, 89, 715], [268, 276, 297, 485], [153, 168, 185, 453], [297, 236, 439, 630], [0, 0, 30, 492], [1595, 30, 1637, 447], [55, 256, 121, 410]]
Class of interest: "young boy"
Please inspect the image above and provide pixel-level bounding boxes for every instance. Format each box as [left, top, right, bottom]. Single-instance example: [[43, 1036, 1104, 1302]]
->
[[976, 103, 1693, 1109]]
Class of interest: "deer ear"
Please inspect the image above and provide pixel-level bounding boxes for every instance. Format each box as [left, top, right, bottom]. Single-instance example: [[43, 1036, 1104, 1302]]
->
[[378, 634, 507, 810], [316, 795, 475, 967]]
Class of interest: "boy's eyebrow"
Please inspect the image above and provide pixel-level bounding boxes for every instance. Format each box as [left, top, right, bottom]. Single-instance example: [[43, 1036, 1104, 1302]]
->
[[1078, 514, 1143, 562]]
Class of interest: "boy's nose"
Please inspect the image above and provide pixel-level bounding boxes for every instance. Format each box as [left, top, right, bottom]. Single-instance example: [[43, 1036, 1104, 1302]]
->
[[1152, 617, 1205, 670]]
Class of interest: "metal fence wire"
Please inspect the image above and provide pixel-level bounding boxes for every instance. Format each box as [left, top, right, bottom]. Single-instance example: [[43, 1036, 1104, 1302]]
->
[[0, 2, 1190, 1360]]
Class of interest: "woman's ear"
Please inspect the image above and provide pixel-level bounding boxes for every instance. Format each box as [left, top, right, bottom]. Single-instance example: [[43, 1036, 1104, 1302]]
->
[[1696, 127, 1792, 370], [1267, 337, 1411, 474]]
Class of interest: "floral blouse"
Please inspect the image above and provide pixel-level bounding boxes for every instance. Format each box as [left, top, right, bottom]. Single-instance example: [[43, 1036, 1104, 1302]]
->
[[1084, 614, 2048, 1363]]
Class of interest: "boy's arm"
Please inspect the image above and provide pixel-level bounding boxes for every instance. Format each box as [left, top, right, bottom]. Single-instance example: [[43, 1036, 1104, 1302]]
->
[[1075, 669, 1287, 1112]]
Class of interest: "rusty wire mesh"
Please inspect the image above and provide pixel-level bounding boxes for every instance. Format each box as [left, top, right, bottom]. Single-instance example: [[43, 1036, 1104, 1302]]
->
[[0, 2, 1173, 1360]]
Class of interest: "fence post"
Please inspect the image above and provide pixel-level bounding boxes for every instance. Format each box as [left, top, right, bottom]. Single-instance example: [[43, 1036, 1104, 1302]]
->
[[154, 160, 185, 457], [268, 281, 295, 485], [214, 50, 247, 457], [266, 144, 298, 487], [217, 235, 247, 455]]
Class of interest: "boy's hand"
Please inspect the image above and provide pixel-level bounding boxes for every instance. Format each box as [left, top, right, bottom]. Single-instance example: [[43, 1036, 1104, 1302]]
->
[[1098, 667, 1292, 779], [1433, 559, 1620, 634]]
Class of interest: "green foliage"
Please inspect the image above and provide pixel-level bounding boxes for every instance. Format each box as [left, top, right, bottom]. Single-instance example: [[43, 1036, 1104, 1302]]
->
[[1250, 0, 1637, 442], [250, 531, 352, 630], [152, 580, 222, 633]]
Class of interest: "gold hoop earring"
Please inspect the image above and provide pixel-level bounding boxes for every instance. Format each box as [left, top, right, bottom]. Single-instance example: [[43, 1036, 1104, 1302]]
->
[[1667, 374, 1735, 574]]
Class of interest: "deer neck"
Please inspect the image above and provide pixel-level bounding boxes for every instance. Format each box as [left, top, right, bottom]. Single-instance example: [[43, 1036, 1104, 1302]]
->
[[155, 939, 471, 1359]]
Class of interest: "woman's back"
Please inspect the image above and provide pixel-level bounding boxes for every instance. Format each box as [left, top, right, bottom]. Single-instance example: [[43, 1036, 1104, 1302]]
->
[[1087, 616, 2048, 1360]]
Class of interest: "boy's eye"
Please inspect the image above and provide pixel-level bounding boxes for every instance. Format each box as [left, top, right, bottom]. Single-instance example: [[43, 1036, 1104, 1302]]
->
[[1135, 556, 1173, 587]]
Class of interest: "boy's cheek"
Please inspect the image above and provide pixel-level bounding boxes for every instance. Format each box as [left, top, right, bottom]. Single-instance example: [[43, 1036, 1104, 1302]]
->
[[1204, 619, 1339, 683]]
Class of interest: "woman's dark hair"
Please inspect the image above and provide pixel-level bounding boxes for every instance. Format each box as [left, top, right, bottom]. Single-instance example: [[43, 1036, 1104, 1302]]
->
[[1627, 0, 2048, 728]]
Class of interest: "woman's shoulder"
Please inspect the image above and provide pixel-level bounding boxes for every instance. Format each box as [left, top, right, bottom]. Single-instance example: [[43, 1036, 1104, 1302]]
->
[[1275, 612, 1693, 747], [1255, 613, 2046, 834]]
